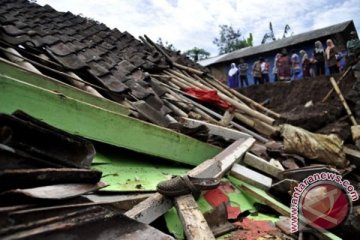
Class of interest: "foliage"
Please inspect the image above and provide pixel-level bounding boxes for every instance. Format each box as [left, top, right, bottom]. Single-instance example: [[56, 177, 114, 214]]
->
[[213, 25, 252, 54], [184, 47, 210, 62], [156, 37, 177, 52], [246, 33, 253, 47]]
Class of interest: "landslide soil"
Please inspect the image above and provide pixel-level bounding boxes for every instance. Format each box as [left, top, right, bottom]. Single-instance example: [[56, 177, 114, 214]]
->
[[240, 73, 356, 141]]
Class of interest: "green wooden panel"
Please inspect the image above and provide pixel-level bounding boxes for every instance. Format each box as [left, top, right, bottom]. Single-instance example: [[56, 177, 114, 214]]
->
[[0, 75, 221, 165], [0, 59, 129, 115], [92, 151, 189, 192]]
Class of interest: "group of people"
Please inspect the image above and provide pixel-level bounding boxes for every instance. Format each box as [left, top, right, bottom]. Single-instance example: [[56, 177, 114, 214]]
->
[[227, 57, 271, 88], [227, 31, 360, 89]]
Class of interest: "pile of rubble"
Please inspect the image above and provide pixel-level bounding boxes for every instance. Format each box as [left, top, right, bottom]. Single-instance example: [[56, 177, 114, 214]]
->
[[1, 1, 360, 239]]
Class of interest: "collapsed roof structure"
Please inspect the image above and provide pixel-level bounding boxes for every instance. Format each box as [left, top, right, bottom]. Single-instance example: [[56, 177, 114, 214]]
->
[[1, 0, 360, 239]]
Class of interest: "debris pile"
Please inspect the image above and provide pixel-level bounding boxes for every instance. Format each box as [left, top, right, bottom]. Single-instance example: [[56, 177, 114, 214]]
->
[[1, 1, 360, 239]]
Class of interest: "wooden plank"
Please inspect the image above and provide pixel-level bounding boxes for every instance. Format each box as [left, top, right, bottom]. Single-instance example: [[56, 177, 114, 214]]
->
[[174, 195, 215, 240], [242, 152, 283, 178], [344, 146, 360, 159], [173, 138, 255, 239], [230, 164, 272, 190], [0, 75, 221, 165], [125, 138, 255, 224], [180, 117, 251, 141]]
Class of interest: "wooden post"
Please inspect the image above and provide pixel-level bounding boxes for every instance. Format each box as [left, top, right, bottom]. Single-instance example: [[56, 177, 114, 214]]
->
[[174, 195, 215, 240]]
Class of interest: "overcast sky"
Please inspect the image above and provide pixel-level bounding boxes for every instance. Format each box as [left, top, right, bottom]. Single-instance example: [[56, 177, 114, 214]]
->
[[36, 0, 360, 57]]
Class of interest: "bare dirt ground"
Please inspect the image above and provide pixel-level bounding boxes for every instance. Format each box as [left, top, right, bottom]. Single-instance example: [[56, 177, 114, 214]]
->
[[240, 72, 356, 142]]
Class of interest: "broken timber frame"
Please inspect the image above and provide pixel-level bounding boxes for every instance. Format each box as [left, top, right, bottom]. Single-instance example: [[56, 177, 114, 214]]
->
[[125, 137, 255, 229]]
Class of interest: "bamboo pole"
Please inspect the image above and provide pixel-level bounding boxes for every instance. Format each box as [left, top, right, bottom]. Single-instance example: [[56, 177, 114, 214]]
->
[[172, 62, 205, 76], [166, 70, 275, 125], [166, 69, 206, 89], [234, 113, 277, 136], [169, 89, 268, 142], [193, 107, 218, 123], [163, 99, 188, 118], [164, 92, 217, 123], [143, 35, 173, 64], [329, 77, 357, 125], [164, 92, 192, 111], [322, 67, 352, 103], [206, 76, 280, 119], [192, 73, 236, 99]]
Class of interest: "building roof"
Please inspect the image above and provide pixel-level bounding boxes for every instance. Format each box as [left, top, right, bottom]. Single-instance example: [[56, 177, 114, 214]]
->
[[0, 0, 203, 92], [203, 20, 353, 67], [197, 54, 225, 67]]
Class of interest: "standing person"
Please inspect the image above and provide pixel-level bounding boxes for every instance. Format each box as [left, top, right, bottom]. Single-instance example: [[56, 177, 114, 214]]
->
[[325, 39, 339, 75], [227, 63, 239, 89], [300, 50, 310, 78], [313, 41, 325, 76], [290, 50, 302, 80], [252, 58, 262, 85], [238, 58, 249, 88], [273, 53, 281, 82], [347, 31, 360, 58], [309, 54, 316, 78], [261, 58, 270, 83], [277, 48, 291, 81]]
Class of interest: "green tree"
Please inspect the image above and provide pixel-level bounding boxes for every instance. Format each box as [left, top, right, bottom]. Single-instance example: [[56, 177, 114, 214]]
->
[[246, 33, 253, 47], [156, 37, 177, 52], [185, 47, 210, 62], [213, 25, 252, 54]]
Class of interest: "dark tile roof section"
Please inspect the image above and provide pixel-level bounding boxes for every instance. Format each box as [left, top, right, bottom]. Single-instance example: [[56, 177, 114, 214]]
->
[[0, 0, 173, 93]]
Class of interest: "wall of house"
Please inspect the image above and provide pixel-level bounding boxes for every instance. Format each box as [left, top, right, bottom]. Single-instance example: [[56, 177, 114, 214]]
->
[[207, 32, 352, 88]]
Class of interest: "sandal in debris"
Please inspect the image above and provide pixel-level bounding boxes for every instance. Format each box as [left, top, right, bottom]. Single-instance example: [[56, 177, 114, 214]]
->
[[156, 175, 220, 198]]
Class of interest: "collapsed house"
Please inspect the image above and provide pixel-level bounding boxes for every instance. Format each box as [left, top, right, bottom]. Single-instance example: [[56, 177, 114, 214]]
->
[[1, 0, 360, 239]]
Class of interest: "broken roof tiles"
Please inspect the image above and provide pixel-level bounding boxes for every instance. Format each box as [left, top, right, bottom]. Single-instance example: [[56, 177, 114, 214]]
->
[[0, 0, 208, 127], [0, 0, 172, 93]]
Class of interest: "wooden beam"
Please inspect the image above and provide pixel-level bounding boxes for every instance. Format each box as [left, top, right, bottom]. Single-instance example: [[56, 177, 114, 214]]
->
[[242, 152, 283, 178], [174, 195, 215, 240], [125, 137, 255, 224], [344, 146, 360, 160], [180, 117, 251, 141], [230, 163, 272, 190]]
